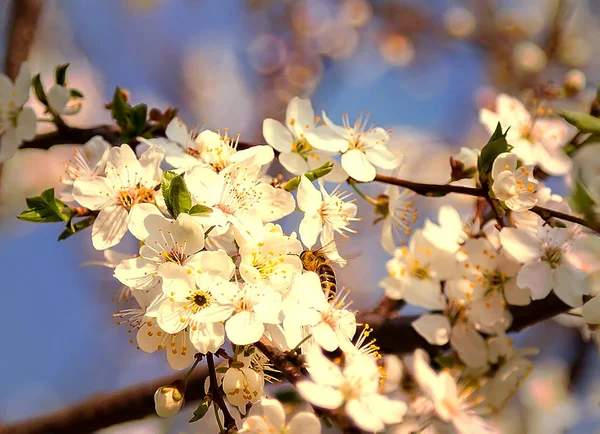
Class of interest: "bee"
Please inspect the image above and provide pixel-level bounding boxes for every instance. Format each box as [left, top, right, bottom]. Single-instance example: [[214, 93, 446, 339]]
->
[[300, 243, 346, 300]]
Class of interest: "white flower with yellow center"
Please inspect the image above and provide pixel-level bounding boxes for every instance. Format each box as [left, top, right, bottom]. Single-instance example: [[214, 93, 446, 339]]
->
[[215, 354, 265, 414], [156, 250, 236, 350], [72, 144, 165, 250], [263, 96, 344, 181], [211, 281, 282, 345], [490, 152, 538, 212], [445, 237, 531, 329], [147, 117, 273, 171], [185, 159, 295, 238], [238, 223, 303, 291], [297, 348, 407, 432], [308, 110, 401, 182], [379, 230, 457, 310], [480, 93, 571, 176], [500, 224, 586, 307], [283, 271, 356, 352], [114, 212, 206, 291], [297, 175, 359, 250], [0, 62, 37, 162], [240, 397, 321, 434], [137, 317, 196, 370]]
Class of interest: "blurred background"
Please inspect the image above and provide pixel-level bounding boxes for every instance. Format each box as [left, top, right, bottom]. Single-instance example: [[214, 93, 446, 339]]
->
[[1, 0, 600, 432]]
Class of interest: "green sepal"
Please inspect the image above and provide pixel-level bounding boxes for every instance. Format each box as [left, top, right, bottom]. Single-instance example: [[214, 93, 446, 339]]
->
[[570, 174, 597, 223], [188, 204, 212, 216], [559, 110, 600, 134], [111, 87, 129, 130], [58, 216, 95, 241], [70, 89, 84, 99], [55, 63, 70, 86], [162, 171, 192, 218], [189, 395, 212, 423], [282, 161, 335, 191], [275, 388, 303, 404], [478, 123, 511, 182], [32, 74, 48, 105], [18, 188, 73, 223]]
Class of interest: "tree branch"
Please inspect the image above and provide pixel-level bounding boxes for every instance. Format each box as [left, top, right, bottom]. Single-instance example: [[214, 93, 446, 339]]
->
[[4, 0, 43, 80], [206, 353, 236, 431], [0, 367, 209, 434]]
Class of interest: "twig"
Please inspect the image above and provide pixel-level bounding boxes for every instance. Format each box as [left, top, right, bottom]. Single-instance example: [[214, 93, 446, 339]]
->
[[206, 353, 236, 431], [4, 0, 43, 80], [0, 367, 209, 434]]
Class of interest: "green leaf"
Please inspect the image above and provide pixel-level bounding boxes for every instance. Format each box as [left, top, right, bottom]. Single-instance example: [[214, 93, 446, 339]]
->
[[188, 204, 212, 216], [57, 216, 95, 241], [70, 89, 84, 99], [282, 161, 335, 191], [559, 110, 600, 134], [130, 103, 148, 132], [32, 74, 48, 105], [189, 396, 212, 423], [478, 123, 510, 180], [570, 175, 597, 223], [275, 388, 303, 404], [40, 189, 71, 222], [162, 171, 192, 218], [55, 63, 70, 86], [18, 189, 73, 223], [111, 87, 130, 130]]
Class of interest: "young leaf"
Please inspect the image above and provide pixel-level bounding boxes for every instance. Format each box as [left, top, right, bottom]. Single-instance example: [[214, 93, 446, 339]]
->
[[55, 63, 70, 86], [18, 189, 73, 223], [189, 395, 212, 423], [570, 175, 597, 223], [478, 123, 510, 180], [162, 171, 192, 218], [70, 89, 84, 99], [188, 204, 212, 216], [111, 87, 130, 130], [58, 216, 95, 241], [40, 188, 72, 222], [559, 111, 600, 134], [32, 74, 48, 105], [282, 161, 335, 191]]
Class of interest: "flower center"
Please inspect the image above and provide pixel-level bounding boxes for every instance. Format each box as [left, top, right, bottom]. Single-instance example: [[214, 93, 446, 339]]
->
[[542, 247, 562, 268], [410, 260, 431, 280], [162, 250, 187, 265], [117, 186, 156, 210], [291, 139, 313, 159], [185, 147, 201, 157], [187, 290, 211, 313]]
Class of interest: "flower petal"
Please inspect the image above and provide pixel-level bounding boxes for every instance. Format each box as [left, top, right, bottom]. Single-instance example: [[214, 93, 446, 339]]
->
[[92, 205, 129, 250], [499, 228, 541, 262], [341, 149, 376, 182], [226, 311, 265, 345], [262, 118, 294, 153], [412, 314, 451, 345]]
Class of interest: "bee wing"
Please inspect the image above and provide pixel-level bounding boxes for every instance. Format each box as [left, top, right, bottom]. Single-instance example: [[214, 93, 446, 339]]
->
[[315, 238, 361, 269]]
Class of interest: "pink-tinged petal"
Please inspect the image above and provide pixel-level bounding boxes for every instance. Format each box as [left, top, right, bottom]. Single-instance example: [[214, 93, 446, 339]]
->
[[226, 311, 265, 345], [341, 149, 376, 182], [499, 228, 541, 262], [365, 144, 400, 170], [189, 321, 225, 353], [16, 107, 37, 141], [166, 331, 195, 370], [279, 152, 310, 175], [286, 96, 315, 138], [91, 205, 129, 250], [296, 381, 344, 409], [299, 212, 322, 249], [412, 314, 451, 345], [567, 236, 600, 274], [517, 261, 553, 300], [287, 412, 322, 434], [583, 296, 600, 324], [262, 118, 294, 153], [536, 145, 571, 176], [72, 177, 116, 210]]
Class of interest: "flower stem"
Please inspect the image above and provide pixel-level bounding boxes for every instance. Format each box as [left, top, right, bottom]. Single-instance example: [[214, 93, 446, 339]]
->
[[207, 353, 236, 431], [182, 354, 203, 383], [347, 179, 378, 205]]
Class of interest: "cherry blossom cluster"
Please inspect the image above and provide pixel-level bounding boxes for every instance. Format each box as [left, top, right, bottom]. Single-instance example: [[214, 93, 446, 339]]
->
[[8, 61, 600, 433]]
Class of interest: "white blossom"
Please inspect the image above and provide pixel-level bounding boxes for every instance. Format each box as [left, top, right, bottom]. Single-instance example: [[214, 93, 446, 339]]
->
[[154, 385, 184, 418], [490, 152, 538, 212], [480, 93, 571, 175], [239, 398, 321, 434]]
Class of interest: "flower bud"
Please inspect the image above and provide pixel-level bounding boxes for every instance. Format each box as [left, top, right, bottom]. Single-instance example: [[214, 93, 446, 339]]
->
[[154, 384, 184, 418], [450, 147, 479, 181], [563, 69, 587, 96]]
